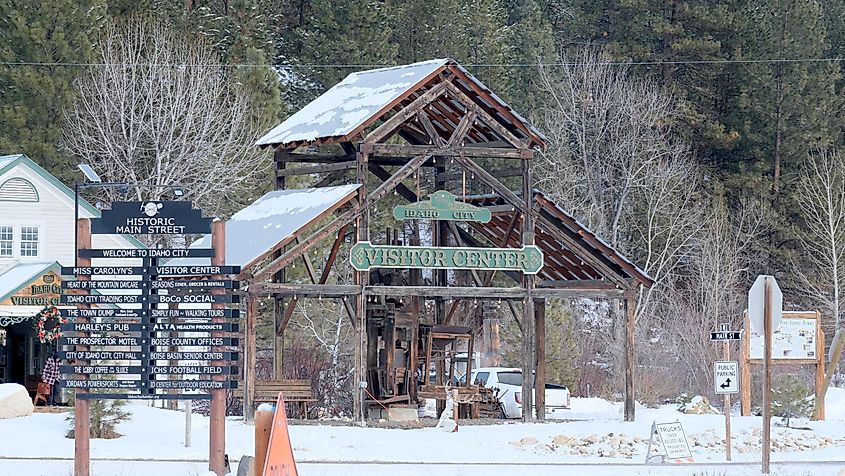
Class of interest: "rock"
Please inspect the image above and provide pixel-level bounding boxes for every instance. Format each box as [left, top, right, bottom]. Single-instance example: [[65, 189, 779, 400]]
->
[[586, 434, 601, 444], [511, 437, 538, 447], [633, 436, 643, 443], [0, 384, 33, 419], [553, 435, 574, 446], [682, 395, 720, 415], [619, 437, 632, 446]]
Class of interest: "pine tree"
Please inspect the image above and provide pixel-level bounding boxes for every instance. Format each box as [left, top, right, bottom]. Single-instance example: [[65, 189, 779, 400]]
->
[[0, 0, 107, 182]]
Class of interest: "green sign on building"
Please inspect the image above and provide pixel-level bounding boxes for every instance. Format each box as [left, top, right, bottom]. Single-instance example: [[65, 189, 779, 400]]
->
[[393, 190, 492, 223], [350, 242, 544, 274]]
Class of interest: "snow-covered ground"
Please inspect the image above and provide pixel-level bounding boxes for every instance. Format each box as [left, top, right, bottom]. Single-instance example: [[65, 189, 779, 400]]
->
[[2, 389, 845, 475]]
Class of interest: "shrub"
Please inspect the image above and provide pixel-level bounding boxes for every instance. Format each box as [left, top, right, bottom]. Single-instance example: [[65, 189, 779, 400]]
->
[[66, 398, 131, 439]]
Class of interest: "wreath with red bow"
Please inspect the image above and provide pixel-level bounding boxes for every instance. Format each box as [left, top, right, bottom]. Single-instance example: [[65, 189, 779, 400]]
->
[[33, 305, 66, 343]]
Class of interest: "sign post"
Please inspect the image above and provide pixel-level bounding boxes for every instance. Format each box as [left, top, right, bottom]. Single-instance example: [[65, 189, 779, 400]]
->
[[62, 201, 239, 476], [711, 323, 741, 462], [748, 275, 782, 475]]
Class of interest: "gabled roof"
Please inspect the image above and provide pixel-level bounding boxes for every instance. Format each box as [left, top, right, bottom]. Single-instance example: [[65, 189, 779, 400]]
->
[[467, 191, 654, 288], [0, 154, 146, 249], [256, 58, 546, 150], [167, 185, 360, 272], [0, 262, 61, 303]]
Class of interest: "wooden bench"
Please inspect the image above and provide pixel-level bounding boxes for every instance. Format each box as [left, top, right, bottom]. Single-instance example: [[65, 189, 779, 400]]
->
[[234, 379, 315, 418]]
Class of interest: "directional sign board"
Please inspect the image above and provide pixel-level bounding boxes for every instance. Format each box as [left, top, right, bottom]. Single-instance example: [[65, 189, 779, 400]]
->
[[78, 248, 215, 259], [748, 275, 783, 335], [714, 361, 739, 394]]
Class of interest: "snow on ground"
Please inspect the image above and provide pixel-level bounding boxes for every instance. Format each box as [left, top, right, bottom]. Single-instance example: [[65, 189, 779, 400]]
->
[[2, 389, 845, 475]]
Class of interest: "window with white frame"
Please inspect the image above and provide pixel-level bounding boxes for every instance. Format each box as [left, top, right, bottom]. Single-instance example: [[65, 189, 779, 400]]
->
[[19, 226, 38, 257], [0, 226, 11, 256]]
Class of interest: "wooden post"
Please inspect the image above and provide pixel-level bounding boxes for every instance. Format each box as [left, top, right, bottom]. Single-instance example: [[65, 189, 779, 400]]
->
[[74, 218, 91, 476], [623, 290, 637, 422], [723, 341, 732, 462], [813, 314, 826, 420], [762, 277, 773, 475], [741, 312, 752, 416], [185, 400, 192, 448], [434, 155, 447, 417], [244, 292, 257, 423], [354, 146, 370, 424], [209, 219, 226, 476], [451, 388, 459, 432], [254, 408, 273, 476], [520, 155, 535, 423], [273, 148, 288, 380], [816, 327, 842, 420], [534, 299, 546, 419]]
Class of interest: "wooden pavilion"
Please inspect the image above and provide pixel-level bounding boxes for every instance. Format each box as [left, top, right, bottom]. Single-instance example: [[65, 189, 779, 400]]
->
[[237, 58, 653, 422]]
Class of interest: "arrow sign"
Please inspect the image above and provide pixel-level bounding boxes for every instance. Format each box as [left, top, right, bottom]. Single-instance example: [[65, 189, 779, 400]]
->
[[61, 308, 145, 319], [152, 265, 241, 276], [149, 294, 239, 304], [61, 266, 145, 276], [714, 360, 739, 394], [60, 294, 146, 305]]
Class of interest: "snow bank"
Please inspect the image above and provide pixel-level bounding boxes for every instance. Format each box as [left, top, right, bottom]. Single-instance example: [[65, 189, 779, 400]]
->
[[0, 383, 33, 419]]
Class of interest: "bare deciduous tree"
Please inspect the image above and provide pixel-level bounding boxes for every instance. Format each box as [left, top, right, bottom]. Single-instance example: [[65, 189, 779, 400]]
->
[[63, 18, 267, 218], [793, 149, 845, 333], [535, 48, 704, 397]]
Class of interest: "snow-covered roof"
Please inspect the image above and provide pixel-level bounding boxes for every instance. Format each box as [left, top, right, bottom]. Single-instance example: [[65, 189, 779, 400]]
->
[[167, 185, 360, 270], [0, 262, 60, 303], [256, 59, 449, 147]]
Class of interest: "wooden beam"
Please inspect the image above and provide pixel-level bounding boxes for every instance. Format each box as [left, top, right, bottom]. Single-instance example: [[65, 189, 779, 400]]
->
[[370, 143, 524, 159], [251, 283, 359, 296], [285, 153, 434, 167], [443, 81, 528, 149], [319, 225, 347, 284], [363, 80, 451, 144], [535, 298, 546, 419], [448, 110, 477, 146], [276, 161, 357, 177], [314, 169, 350, 187], [624, 290, 637, 422], [538, 279, 620, 289], [417, 111, 447, 146]]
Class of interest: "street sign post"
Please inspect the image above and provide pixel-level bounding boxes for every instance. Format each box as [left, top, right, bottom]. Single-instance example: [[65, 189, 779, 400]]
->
[[747, 275, 780, 474], [63, 200, 237, 476]]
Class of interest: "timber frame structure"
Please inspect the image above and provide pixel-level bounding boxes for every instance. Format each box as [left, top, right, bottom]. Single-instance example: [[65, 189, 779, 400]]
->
[[240, 58, 653, 423]]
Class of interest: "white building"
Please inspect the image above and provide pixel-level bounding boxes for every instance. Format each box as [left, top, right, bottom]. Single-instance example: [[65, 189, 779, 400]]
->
[[0, 154, 144, 390]]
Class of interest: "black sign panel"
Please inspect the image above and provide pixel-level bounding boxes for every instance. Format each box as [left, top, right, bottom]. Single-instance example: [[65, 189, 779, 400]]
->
[[149, 294, 239, 304], [91, 201, 212, 235], [61, 322, 144, 332], [61, 308, 145, 318], [149, 308, 239, 319], [149, 337, 238, 347], [62, 351, 144, 360], [149, 365, 238, 375], [152, 266, 241, 276], [61, 266, 145, 276], [148, 380, 238, 390], [63, 379, 144, 389], [61, 294, 146, 305], [61, 365, 144, 375], [149, 351, 238, 360], [710, 331, 742, 341], [76, 393, 213, 401], [60, 336, 144, 346], [150, 280, 239, 290], [78, 248, 215, 259], [63, 280, 144, 290], [149, 322, 238, 333]]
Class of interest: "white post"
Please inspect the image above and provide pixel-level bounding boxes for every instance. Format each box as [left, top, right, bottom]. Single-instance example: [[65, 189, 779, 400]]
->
[[185, 400, 192, 447]]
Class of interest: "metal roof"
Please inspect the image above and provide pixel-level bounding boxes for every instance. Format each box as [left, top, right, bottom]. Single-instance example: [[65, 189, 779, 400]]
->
[[0, 262, 61, 303], [256, 58, 546, 150], [257, 59, 449, 147], [167, 185, 360, 271]]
